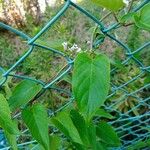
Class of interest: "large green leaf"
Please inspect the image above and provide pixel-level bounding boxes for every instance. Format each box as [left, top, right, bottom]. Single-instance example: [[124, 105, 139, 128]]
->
[[70, 110, 89, 145], [8, 80, 42, 111], [91, 0, 125, 12], [73, 143, 86, 150], [22, 104, 49, 150], [96, 121, 121, 147], [96, 142, 107, 150], [0, 94, 18, 149], [72, 52, 110, 118], [51, 111, 83, 145], [134, 3, 150, 31], [0, 94, 18, 134]]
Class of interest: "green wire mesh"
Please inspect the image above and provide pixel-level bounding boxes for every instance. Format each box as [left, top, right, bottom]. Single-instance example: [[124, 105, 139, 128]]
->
[[0, 0, 150, 149]]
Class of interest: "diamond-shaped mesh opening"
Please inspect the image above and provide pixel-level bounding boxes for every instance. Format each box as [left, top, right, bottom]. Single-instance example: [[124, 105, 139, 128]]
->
[[0, 31, 28, 68], [17, 46, 67, 82]]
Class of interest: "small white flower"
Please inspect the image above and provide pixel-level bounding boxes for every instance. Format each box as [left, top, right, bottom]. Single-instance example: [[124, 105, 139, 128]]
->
[[69, 47, 75, 51], [103, 8, 106, 11], [87, 41, 91, 45], [69, 43, 81, 53], [62, 42, 68, 50], [123, 0, 130, 7], [73, 43, 77, 46], [76, 48, 81, 53]]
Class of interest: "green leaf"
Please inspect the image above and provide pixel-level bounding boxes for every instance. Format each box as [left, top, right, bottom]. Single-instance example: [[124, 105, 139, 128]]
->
[[73, 144, 86, 150], [51, 111, 83, 145], [35, 39, 64, 50], [134, 3, 150, 31], [96, 142, 107, 150], [32, 144, 44, 150], [8, 80, 42, 111], [0, 94, 18, 134], [72, 52, 110, 118], [70, 110, 89, 145], [87, 123, 97, 150], [4, 130, 18, 150], [49, 135, 61, 150], [120, 12, 135, 24], [95, 108, 114, 119], [0, 94, 18, 149], [96, 121, 121, 147], [31, 135, 61, 150], [91, 0, 125, 12], [22, 104, 49, 150]]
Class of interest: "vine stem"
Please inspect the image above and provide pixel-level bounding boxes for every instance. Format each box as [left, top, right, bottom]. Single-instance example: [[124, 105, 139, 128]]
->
[[123, 23, 134, 27], [113, 13, 119, 23], [127, 0, 134, 13], [52, 63, 68, 82], [90, 11, 112, 51]]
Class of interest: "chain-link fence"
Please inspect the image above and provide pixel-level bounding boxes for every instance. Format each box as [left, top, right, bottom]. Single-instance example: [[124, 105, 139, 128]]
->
[[0, 0, 150, 149]]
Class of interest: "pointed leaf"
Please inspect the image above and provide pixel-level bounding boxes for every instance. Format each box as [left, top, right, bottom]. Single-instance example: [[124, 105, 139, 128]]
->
[[95, 108, 114, 119], [51, 111, 83, 145], [134, 3, 150, 31], [73, 143, 86, 150], [70, 110, 89, 145], [8, 80, 42, 111], [49, 135, 61, 150], [91, 0, 125, 12], [72, 52, 110, 118], [0, 94, 18, 134], [33, 136, 60, 150], [96, 121, 121, 147], [120, 12, 135, 24], [22, 104, 49, 150], [4, 130, 18, 150]]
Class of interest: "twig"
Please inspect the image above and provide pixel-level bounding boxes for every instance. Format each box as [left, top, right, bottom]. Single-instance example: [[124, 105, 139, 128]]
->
[[123, 23, 134, 27], [127, 0, 134, 13], [113, 13, 119, 22], [53, 64, 68, 81], [90, 25, 98, 51], [90, 11, 112, 51], [100, 11, 112, 22]]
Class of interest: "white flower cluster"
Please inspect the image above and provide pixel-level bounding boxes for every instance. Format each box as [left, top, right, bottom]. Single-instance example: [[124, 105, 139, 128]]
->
[[123, 0, 130, 7], [62, 42, 68, 51], [62, 42, 81, 53]]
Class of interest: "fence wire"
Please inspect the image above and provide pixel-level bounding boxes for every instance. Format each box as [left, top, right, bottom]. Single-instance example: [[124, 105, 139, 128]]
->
[[0, 0, 150, 149]]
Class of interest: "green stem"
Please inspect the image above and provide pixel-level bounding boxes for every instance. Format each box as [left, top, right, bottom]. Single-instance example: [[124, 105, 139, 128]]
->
[[90, 11, 112, 51]]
